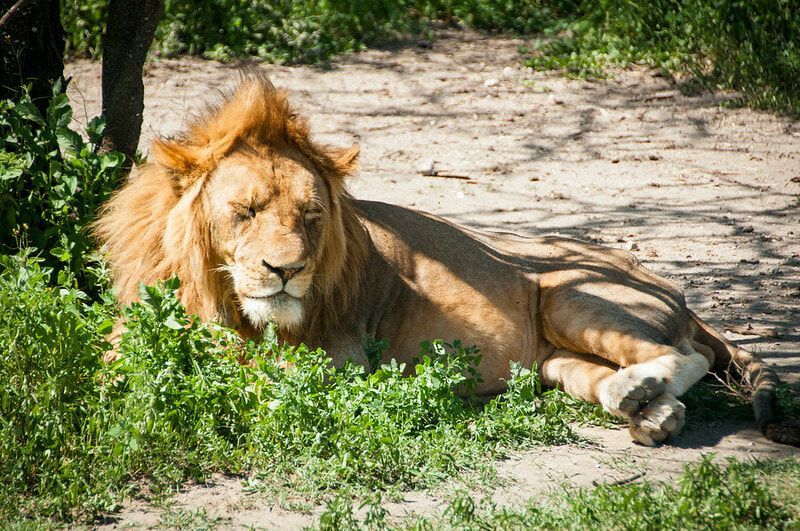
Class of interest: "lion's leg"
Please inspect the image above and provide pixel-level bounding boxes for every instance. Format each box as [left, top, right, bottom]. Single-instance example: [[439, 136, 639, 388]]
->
[[541, 347, 694, 446], [540, 349, 617, 403], [598, 340, 712, 445], [321, 334, 370, 369], [540, 274, 710, 392], [543, 305, 710, 413], [540, 347, 685, 415], [537, 269, 713, 445]]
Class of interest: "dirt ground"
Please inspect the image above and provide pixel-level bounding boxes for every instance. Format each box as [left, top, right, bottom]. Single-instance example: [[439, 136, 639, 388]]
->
[[65, 29, 800, 529]]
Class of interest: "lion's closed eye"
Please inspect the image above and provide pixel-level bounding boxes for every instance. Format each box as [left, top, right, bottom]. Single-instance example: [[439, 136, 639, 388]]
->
[[304, 207, 323, 223], [232, 204, 257, 223]]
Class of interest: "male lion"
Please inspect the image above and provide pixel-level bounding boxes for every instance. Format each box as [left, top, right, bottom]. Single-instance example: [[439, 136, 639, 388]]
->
[[95, 76, 798, 447]]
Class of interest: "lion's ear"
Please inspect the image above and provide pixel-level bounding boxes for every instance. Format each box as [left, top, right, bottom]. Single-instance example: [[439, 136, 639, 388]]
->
[[327, 143, 360, 178], [151, 138, 205, 191]]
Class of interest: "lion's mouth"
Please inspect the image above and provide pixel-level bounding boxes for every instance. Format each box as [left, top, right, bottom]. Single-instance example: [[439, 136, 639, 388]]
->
[[243, 291, 298, 301]]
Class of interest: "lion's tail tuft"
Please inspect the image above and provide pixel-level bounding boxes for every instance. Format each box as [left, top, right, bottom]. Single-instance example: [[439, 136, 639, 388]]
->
[[762, 418, 800, 446], [689, 310, 800, 447]]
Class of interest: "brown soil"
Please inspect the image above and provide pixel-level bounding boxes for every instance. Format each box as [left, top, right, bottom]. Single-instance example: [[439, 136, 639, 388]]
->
[[65, 29, 800, 530]]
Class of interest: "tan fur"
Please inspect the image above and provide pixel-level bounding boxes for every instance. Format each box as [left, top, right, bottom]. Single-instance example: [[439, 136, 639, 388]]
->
[[94, 77, 798, 447]]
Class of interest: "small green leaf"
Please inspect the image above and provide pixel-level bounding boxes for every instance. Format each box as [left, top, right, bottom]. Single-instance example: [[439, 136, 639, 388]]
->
[[56, 127, 82, 155], [164, 314, 184, 330], [98, 319, 115, 335]]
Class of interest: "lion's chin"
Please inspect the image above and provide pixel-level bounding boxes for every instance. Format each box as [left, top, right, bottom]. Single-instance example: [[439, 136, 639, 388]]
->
[[241, 293, 304, 330]]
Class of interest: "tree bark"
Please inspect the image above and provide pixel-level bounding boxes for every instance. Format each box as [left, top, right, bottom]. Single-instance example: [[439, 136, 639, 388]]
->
[[0, 0, 65, 113], [100, 0, 163, 171]]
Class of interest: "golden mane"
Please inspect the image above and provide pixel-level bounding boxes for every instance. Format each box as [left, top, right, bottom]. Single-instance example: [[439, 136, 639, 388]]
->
[[93, 75, 368, 342]]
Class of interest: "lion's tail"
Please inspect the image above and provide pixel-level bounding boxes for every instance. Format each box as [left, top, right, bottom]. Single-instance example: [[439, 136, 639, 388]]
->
[[689, 310, 800, 446]]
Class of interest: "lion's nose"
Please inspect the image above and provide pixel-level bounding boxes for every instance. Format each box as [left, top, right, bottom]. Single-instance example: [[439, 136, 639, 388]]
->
[[262, 259, 306, 282]]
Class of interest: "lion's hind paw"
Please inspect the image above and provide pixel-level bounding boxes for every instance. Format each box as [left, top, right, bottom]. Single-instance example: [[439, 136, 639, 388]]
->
[[599, 366, 666, 418], [628, 394, 686, 446]]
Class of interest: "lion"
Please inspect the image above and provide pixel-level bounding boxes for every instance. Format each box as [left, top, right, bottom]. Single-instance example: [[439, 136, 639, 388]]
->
[[94, 75, 799, 447]]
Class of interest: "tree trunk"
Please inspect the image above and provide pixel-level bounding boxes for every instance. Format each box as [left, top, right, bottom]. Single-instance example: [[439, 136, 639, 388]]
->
[[0, 0, 65, 113], [100, 0, 163, 171]]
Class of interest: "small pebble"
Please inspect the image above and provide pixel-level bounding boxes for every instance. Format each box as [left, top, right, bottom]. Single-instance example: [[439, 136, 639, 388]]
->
[[416, 159, 437, 176]]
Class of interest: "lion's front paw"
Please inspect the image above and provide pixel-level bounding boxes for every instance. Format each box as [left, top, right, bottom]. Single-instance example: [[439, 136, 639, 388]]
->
[[599, 366, 666, 417], [628, 394, 686, 446]]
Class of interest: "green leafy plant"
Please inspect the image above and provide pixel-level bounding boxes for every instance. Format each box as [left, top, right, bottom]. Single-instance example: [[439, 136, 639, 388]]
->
[[0, 85, 123, 292], [61, 0, 108, 58], [0, 252, 114, 520], [247, 337, 585, 498]]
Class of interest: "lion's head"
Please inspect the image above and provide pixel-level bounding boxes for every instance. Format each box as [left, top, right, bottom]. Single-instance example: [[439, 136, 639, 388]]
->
[[94, 76, 366, 338]]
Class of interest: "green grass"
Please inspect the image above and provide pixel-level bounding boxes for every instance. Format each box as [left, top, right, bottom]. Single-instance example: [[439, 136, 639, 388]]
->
[[4, 253, 796, 527], [157, 507, 223, 530], [60, 1, 578, 63], [315, 456, 800, 529]]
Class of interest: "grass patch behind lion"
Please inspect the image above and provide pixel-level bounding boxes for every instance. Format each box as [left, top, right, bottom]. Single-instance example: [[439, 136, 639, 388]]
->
[[61, 1, 800, 116], [523, 0, 800, 116]]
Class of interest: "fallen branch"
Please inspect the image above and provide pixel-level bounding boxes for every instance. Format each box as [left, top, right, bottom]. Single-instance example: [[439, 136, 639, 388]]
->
[[636, 91, 678, 102], [416, 161, 470, 180], [725, 323, 783, 338], [428, 172, 472, 180], [710, 365, 751, 402], [593, 472, 644, 487]]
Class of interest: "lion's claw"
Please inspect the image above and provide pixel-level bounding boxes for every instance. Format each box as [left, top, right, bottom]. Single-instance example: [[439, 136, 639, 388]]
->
[[628, 394, 686, 446]]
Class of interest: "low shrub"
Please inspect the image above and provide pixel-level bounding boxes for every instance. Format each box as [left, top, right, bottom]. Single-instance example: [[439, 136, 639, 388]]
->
[[61, 0, 800, 114], [0, 85, 123, 292]]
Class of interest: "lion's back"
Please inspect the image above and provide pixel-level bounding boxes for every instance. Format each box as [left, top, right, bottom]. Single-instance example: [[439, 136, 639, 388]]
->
[[353, 199, 645, 277]]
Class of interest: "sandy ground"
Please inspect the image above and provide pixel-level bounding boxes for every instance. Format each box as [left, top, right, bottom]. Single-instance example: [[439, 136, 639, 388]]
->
[[65, 29, 800, 529]]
